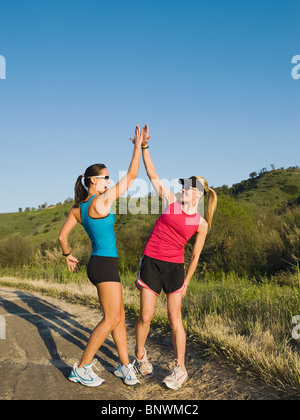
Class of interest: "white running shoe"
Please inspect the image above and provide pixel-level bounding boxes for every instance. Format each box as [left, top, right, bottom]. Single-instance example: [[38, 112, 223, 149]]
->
[[69, 359, 105, 387], [135, 348, 154, 376], [114, 361, 140, 386], [162, 360, 188, 390]]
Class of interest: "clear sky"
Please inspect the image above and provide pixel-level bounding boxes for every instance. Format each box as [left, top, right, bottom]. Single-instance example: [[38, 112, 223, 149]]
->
[[0, 0, 299, 213]]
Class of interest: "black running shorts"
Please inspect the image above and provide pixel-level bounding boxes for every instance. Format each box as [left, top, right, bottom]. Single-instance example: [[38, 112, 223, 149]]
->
[[136, 255, 185, 296], [87, 256, 121, 285]]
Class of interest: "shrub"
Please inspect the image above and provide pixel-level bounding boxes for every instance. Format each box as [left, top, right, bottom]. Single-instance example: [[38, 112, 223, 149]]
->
[[0, 234, 36, 267]]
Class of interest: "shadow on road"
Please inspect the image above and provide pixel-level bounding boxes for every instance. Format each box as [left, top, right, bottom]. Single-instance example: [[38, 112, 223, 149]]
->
[[0, 290, 120, 377]]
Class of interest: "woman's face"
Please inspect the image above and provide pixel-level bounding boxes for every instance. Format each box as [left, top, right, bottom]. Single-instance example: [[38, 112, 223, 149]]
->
[[94, 168, 111, 194], [181, 187, 203, 204]]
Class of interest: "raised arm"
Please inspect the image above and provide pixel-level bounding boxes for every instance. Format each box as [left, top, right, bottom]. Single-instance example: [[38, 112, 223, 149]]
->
[[95, 125, 143, 215], [141, 123, 177, 207]]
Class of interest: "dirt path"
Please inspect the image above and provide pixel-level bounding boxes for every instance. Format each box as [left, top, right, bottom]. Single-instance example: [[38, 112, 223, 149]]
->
[[0, 287, 283, 400]]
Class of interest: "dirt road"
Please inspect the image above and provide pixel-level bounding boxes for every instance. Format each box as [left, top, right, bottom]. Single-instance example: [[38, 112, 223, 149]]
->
[[0, 287, 282, 400]]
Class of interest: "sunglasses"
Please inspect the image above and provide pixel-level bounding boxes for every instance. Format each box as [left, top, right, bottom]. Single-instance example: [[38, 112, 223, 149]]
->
[[179, 177, 205, 194], [182, 185, 198, 191], [87, 175, 110, 180]]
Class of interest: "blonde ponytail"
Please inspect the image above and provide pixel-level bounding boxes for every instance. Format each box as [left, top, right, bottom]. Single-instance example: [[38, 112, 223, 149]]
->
[[194, 176, 218, 230], [205, 187, 217, 230]]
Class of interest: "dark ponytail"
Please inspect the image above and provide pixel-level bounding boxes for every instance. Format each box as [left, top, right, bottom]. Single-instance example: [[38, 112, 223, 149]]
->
[[74, 175, 88, 207], [74, 163, 107, 208]]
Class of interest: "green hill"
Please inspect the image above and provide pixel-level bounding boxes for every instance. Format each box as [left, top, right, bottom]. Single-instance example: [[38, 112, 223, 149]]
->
[[0, 167, 299, 280], [230, 167, 300, 216], [205, 167, 300, 277]]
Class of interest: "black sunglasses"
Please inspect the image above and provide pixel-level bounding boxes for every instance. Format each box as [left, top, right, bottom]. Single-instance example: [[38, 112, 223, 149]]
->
[[88, 175, 110, 180]]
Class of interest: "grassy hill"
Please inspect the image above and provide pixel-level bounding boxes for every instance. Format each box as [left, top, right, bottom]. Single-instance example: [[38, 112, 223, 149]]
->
[[0, 167, 299, 280], [230, 167, 300, 217], [205, 167, 300, 277]]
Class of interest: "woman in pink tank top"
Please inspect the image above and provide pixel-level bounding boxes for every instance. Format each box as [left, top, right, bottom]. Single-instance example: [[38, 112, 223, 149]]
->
[[135, 124, 217, 390]]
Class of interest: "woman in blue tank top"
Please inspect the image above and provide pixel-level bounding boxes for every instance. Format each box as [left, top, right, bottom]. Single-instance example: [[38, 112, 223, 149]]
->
[[58, 125, 143, 387]]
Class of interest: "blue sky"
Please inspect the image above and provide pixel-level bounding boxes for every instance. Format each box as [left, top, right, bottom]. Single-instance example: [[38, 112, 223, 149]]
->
[[0, 0, 299, 213]]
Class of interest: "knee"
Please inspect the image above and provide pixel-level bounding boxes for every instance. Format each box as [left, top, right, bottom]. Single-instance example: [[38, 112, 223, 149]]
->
[[105, 311, 122, 331], [139, 312, 153, 326], [168, 312, 182, 329]]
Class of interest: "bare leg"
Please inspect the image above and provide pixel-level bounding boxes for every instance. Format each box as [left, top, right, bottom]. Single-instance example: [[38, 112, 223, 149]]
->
[[78, 282, 129, 368], [111, 294, 130, 366], [135, 287, 157, 359], [167, 292, 186, 368]]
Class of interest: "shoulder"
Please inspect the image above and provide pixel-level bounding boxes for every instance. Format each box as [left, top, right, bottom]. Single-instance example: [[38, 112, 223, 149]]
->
[[197, 218, 208, 233], [92, 194, 111, 218], [169, 200, 179, 211], [71, 205, 82, 223]]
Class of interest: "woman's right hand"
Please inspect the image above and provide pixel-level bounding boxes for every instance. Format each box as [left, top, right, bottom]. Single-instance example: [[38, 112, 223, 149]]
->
[[65, 254, 80, 273], [142, 123, 151, 147]]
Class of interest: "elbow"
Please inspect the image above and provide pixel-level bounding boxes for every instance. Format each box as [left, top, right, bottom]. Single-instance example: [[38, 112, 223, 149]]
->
[[128, 170, 139, 181], [190, 253, 201, 264], [148, 171, 158, 181], [58, 233, 66, 244]]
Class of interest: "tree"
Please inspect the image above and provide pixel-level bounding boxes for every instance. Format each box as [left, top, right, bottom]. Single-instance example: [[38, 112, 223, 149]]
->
[[250, 172, 257, 179], [63, 197, 74, 205]]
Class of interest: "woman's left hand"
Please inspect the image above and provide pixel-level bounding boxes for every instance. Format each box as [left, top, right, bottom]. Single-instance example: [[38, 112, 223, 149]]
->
[[130, 125, 144, 148], [181, 282, 189, 298], [66, 255, 80, 273]]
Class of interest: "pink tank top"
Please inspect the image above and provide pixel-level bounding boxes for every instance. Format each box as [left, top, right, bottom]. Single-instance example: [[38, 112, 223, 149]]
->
[[143, 201, 202, 263]]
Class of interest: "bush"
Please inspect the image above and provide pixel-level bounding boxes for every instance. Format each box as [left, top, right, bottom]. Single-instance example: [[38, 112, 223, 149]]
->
[[0, 234, 36, 267], [200, 196, 265, 276]]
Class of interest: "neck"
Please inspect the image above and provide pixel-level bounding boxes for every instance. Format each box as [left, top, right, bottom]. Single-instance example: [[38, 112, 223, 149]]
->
[[87, 188, 100, 199], [182, 201, 198, 215]]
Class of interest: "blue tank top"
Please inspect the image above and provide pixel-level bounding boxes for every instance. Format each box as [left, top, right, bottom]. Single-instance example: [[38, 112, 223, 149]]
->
[[80, 195, 118, 258]]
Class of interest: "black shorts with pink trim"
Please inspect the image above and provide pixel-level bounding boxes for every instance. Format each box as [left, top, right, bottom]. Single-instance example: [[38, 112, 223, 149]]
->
[[136, 255, 186, 296]]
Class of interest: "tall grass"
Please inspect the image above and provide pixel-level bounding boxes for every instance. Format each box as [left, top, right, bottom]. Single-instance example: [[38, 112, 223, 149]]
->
[[182, 271, 300, 393]]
